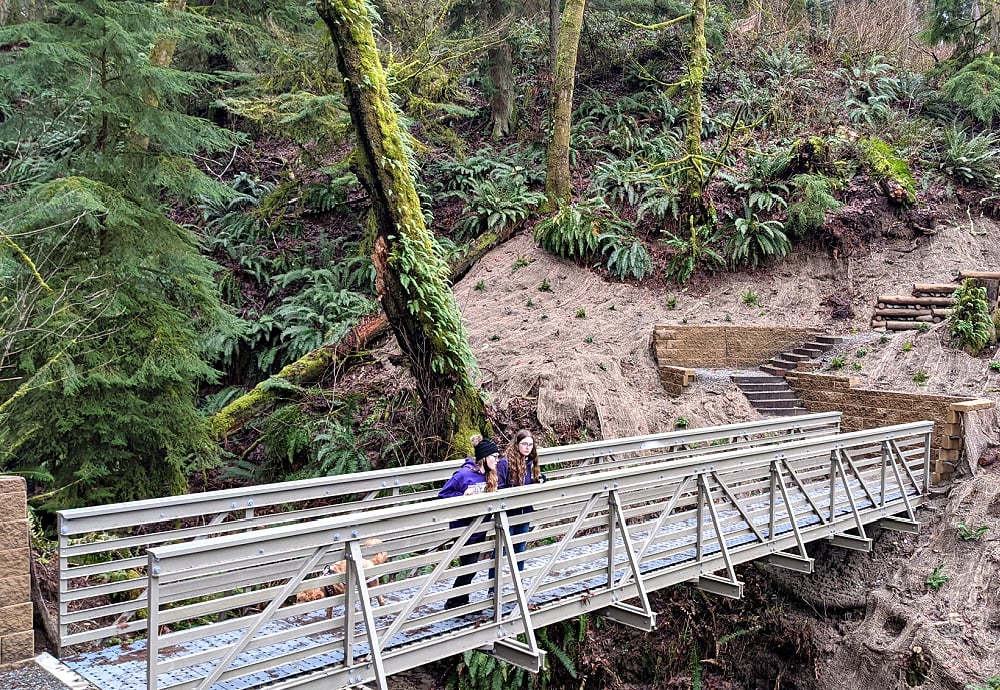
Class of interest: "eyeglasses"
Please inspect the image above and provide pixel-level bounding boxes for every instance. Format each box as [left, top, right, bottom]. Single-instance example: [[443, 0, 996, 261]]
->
[[518, 440, 534, 447]]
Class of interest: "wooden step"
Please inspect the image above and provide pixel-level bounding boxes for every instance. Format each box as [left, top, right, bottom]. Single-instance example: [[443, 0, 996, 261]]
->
[[912, 283, 958, 296], [876, 296, 955, 307]]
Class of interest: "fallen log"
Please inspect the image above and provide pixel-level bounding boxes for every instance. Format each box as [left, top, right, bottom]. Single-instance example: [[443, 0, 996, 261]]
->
[[210, 222, 526, 439], [210, 313, 389, 439]]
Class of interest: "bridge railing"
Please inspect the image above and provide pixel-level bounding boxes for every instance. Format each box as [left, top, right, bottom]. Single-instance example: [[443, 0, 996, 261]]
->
[[142, 420, 931, 690], [56, 412, 841, 650]]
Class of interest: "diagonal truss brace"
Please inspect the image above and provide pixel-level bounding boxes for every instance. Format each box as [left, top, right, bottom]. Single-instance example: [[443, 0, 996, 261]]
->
[[693, 475, 743, 599], [600, 490, 656, 631], [378, 518, 485, 647], [764, 460, 814, 574], [487, 512, 546, 673], [193, 542, 336, 690], [344, 539, 387, 690], [826, 449, 872, 552]]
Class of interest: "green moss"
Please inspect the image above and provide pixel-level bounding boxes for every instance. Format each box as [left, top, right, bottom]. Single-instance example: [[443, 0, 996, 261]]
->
[[859, 137, 916, 204]]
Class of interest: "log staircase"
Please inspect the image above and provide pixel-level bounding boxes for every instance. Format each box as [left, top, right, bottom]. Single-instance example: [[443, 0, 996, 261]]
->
[[871, 283, 956, 331], [870, 271, 1000, 331], [732, 335, 842, 417]]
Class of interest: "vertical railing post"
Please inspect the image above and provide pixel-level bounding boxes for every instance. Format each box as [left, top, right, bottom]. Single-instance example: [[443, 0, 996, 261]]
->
[[923, 431, 932, 492], [57, 516, 69, 658], [695, 475, 705, 562], [606, 488, 617, 587], [146, 553, 161, 690], [880, 441, 889, 507], [827, 449, 837, 520], [768, 462, 777, 539]]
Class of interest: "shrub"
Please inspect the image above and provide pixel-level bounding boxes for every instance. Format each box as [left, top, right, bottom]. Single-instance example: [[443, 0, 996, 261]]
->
[[664, 220, 725, 284], [940, 55, 1000, 126], [535, 198, 652, 280], [534, 198, 610, 260], [603, 235, 654, 280]]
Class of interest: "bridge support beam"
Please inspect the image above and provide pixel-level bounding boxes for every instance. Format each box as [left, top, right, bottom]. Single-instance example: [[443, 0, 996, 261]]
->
[[695, 573, 744, 599], [485, 513, 546, 674], [828, 533, 872, 552], [600, 602, 656, 631], [765, 551, 814, 573], [490, 639, 547, 673], [879, 516, 919, 534], [605, 490, 657, 629]]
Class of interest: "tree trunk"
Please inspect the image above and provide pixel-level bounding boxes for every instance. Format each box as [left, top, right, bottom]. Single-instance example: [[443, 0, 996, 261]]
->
[[317, 0, 486, 458], [486, 0, 514, 139], [209, 223, 522, 439], [543, 0, 585, 211], [549, 0, 560, 72], [682, 0, 711, 226]]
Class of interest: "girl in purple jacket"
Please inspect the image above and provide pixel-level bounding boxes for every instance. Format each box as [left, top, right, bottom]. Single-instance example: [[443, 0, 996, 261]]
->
[[438, 435, 503, 610]]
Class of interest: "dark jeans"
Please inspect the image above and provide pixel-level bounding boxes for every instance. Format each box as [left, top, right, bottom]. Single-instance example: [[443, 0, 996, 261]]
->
[[445, 549, 484, 609], [488, 520, 532, 584]]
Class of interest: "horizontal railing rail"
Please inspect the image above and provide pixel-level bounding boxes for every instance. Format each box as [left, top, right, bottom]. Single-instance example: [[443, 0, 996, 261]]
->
[[57, 413, 841, 650], [142, 420, 931, 690]]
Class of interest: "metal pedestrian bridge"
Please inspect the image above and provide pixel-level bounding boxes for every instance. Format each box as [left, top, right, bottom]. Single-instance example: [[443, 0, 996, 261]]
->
[[55, 413, 933, 690]]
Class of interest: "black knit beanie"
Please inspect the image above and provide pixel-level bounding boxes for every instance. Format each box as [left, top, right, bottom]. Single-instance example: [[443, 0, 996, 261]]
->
[[474, 438, 500, 460]]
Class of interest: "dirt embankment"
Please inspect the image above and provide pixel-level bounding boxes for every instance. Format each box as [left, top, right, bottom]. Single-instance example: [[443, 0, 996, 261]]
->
[[439, 206, 1000, 688]]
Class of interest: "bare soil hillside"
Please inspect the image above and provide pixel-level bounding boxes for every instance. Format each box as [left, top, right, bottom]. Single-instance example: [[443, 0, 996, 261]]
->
[[434, 205, 1000, 689]]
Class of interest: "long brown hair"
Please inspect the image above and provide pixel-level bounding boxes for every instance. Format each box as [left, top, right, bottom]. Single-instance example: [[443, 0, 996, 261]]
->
[[470, 434, 499, 493], [504, 429, 540, 487]]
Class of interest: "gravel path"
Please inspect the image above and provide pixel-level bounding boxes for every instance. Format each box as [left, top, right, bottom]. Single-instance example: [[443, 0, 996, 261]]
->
[[0, 657, 90, 690]]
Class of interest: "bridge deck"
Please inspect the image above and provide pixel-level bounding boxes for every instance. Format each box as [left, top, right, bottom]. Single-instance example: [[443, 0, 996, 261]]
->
[[56, 419, 932, 690]]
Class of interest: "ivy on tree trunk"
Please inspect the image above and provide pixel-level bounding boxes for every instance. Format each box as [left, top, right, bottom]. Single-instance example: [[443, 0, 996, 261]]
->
[[316, 0, 485, 458]]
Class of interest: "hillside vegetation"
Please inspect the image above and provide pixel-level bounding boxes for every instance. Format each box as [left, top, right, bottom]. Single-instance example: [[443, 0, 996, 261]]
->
[[3, 0, 1000, 687]]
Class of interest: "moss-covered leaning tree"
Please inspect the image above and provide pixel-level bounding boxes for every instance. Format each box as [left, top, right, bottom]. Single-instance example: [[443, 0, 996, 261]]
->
[[316, 0, 486, 459]]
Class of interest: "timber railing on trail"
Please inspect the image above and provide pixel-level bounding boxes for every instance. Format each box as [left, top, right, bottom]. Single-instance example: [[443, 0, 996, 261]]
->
[[130, 420, 931, 690], [56, 413, 841, 651]]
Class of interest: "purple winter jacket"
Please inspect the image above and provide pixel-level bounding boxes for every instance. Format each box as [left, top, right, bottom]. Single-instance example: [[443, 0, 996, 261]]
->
[[438, 457, 509, 538]]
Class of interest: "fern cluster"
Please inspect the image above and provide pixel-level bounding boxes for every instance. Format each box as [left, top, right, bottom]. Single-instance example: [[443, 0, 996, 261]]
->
[[725, 204, 792, 268], [935, 127, 1000, 188], [533, 198, 653, 280], [786, 174, 842, 237], [665, 219, 725, 284], [948, 279, 996, 355]]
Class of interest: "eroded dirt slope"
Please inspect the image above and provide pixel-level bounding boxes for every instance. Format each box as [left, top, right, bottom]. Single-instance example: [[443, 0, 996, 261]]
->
[[443, 207, 1000, 688]]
